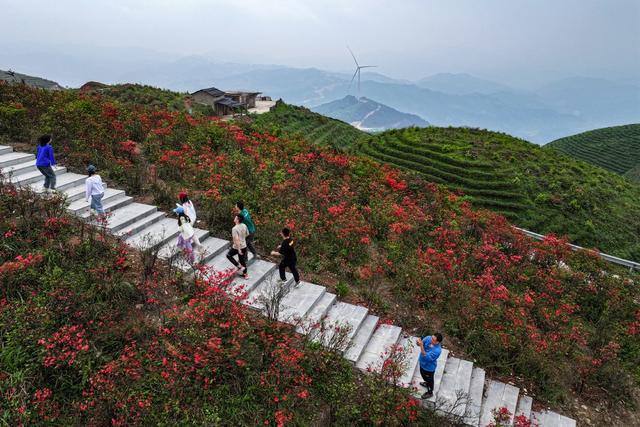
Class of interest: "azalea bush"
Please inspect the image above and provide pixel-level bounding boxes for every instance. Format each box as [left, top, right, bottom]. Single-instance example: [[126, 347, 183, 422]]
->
[[0, 177, 433, 425], [1, 82, 638, 409]]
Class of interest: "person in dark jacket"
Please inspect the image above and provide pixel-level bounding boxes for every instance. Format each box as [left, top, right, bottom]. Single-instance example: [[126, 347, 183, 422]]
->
[[35, 134, 56, 192], [271, 227, 300, 286]]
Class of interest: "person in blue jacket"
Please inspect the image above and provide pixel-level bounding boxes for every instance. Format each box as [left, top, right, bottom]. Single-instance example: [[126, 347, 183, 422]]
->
[[35, 134, 56, 192], [417, 332, 443, 399]]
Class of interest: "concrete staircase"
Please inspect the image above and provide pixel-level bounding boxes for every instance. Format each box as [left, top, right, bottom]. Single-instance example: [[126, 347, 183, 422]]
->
[[0, 145, 576, 427]]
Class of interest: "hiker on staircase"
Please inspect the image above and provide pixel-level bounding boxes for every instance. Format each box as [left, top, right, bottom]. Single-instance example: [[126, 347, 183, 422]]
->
[[177, 191, 201, 247], [234, 201, 257, 258], [227, 214, 249, 279], [85, 165, 105, 216], [35, 135, 56, 193], [271, 227, 300, 286], [417, 333, 443, 400], [173, 206, 201, 264]]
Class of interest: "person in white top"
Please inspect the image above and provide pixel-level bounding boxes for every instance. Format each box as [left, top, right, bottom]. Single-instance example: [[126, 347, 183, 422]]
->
[[173, 206, 202, 264], [85, 165, 105, 215], [176, 191, 201, 247], [226, 214, 249, 278]]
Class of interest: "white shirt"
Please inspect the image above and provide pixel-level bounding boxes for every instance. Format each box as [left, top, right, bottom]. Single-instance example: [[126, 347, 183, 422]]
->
[[182, 200, 196, 223], [178, 216, 195, 239], [232, 223, 249, 250], [85, 175, 105, 201]]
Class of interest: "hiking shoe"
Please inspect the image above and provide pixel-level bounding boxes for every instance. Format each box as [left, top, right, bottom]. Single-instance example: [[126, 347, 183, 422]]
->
[[421, 392, 433, 400], [419, 382, 428, 387]]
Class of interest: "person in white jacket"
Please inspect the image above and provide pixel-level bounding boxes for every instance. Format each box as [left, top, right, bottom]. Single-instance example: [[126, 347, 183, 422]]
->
[[173, 206, 202, 263], [177, 191, 201, 247], [85, 165, 105, 216]]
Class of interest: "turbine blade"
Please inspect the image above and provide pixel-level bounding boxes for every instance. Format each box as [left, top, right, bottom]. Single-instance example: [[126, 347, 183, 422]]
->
[[350, 68, 359, 84], [347, 46, 359, 67], [359, 65, 377, 68]]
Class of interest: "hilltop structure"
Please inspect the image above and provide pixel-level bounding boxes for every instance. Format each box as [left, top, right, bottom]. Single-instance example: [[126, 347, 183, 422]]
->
[[191, 87, 262, 116]]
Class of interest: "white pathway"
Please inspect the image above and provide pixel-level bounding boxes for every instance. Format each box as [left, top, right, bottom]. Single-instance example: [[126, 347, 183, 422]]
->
[[0, 145, 575, 427]]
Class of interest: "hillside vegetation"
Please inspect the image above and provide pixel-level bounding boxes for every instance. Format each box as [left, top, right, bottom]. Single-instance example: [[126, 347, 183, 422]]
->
[[547, 124, 640, 183], [1, 82, 639, 415], [255, 103, 640, 261]]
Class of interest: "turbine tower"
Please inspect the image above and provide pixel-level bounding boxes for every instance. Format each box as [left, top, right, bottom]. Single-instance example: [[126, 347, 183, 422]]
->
[[348, 46, 376, 97]]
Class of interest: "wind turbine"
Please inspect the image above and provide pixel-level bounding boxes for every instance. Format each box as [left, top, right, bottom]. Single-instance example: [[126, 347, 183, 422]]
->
[[348, 46, 376, 97]]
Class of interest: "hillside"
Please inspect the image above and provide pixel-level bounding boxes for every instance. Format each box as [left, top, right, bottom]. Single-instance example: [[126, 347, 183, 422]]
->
[[312, 95, 428, 131], [254, 103, 640, 261], [0, 69, 64, 90], [1, 82, 639, 423], [547, 124, 640, 183], [251, 100, 372, 150]]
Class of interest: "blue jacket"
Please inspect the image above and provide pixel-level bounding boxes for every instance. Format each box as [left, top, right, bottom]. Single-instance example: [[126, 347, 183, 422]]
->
[[36, 144, 56, 167], [418, 336, 441, 372]]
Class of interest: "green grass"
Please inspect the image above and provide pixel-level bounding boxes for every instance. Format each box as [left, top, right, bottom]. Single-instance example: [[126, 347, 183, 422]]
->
[[253, 104, 640, 261], [547, 124, 640, 182], [250, 101, 371, 150]]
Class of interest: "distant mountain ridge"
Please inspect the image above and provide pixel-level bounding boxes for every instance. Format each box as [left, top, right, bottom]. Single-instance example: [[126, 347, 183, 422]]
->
[[312, 96, 428, 131], [0, 69, 63, 90]]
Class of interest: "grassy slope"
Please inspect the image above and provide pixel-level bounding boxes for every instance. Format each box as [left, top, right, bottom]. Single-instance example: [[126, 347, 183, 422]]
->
[[254, 104, 640, 261], [546, 124, 640, 182]]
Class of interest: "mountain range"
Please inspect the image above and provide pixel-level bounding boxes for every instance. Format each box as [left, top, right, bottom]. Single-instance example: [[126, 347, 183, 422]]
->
[[2, 45, 638, 143], [312, 96, 428, 131]]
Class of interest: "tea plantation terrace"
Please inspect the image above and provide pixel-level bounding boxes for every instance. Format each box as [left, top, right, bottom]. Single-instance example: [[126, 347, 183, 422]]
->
[[0, 144, 575, 427]]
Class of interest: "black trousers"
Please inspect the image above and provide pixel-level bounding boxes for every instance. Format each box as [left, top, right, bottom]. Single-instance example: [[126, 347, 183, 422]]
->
[[279, 259, 300, 283], [246, 233, 257, 256], [420, 368, 435, 393], [226, 247, 247, 270], [37, 166, 56, 189]]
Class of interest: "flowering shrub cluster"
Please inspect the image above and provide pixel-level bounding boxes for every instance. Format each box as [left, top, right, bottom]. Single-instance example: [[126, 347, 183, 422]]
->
[[0, 178, 428, 425], [1, 82, 638, 410]]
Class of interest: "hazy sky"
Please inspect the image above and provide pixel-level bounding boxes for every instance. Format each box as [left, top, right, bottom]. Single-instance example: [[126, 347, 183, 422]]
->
[[1, 0, 639, 85]]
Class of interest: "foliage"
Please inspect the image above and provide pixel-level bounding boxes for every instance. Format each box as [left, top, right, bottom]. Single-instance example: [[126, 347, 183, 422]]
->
[[0, 179, 428, 425], [547, 124, 640, 183], [1, 83, 639, 409]]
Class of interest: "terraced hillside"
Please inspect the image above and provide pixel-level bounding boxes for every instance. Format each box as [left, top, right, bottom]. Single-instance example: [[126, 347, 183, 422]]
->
[[547, 124, 640, 182], [253, 104, 640, 260], [360, 127, 527, 219], [250, 100, 371, 150]]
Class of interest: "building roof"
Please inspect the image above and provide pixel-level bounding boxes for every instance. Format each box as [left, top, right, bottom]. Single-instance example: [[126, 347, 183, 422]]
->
[[192, 87, 225, 97], [224, 90, 262, 96], [215, 97, 242, 108]]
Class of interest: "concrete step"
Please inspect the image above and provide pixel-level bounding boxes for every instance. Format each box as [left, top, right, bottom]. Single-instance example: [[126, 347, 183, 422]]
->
[[531, 410, 576, 427], [277, 281, 326, 324], [157, 228, 211, 258], [9, 166, 67, 186], [437, 357, 474, 418], [61, 184, 87, 203], [29, 172, 86, 192], [397, 336, 422, 387], [356, 324, 403, 373], [344, 314, 379, 364], [1, 159, 38, 177], [104, 203, 158, 234], [205, 254, 275, 296], [479, 380, 519, 427], [0, 145, 13, 155], [70, 190, 130, 216], [320, 302, 369, 349], [515, 395, 533, 422], [246, 271, 295, 310], [412, 348, 449, 403], [0, 152, 33, 168], [466, 367, 486, 427], [125, 217, 180, 250], [296, 292, 337, 335]]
